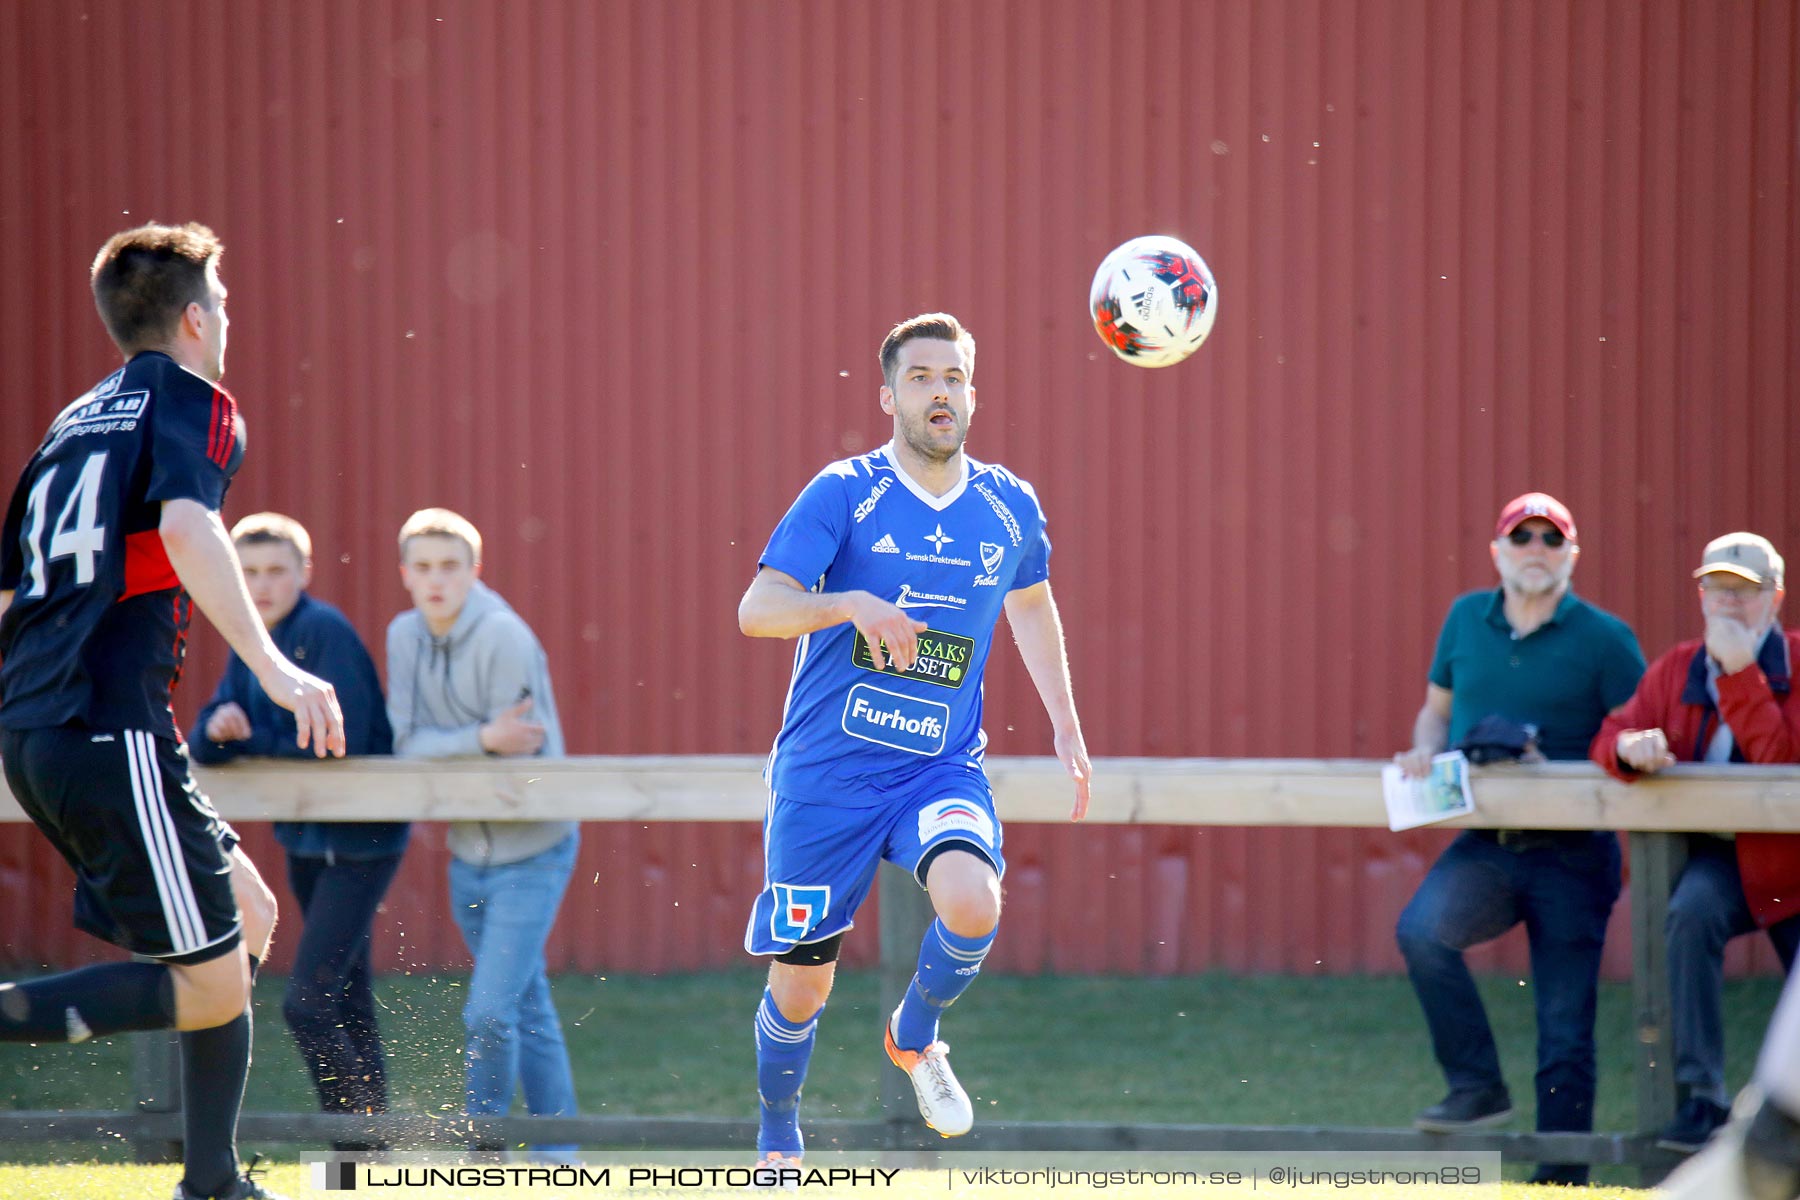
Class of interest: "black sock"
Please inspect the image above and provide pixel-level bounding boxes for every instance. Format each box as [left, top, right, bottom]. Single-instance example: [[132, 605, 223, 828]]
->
[[179, 1008, 251, 1199], [0, 962, 175, 1042], [246, 953, 261, 984]]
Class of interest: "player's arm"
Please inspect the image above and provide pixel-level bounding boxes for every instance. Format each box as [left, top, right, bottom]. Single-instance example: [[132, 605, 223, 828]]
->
[[738, 566, 926, 672], [159, 498, 345, 757], [1395, 684, 1453, 778], [1003, 579, 1091, 821]]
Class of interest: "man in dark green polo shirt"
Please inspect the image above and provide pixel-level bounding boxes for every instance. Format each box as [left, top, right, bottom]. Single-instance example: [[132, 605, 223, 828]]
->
[[1393, 492, 1645, 1188]]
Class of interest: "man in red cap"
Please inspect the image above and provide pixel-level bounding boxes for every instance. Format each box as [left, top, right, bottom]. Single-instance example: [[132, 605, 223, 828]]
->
[[1594, 532, 1800, 1154], [1393, 492, 1646, 1187]]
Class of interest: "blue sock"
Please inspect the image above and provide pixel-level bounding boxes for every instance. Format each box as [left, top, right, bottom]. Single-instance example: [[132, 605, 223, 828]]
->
[[894, 919, 996, 1051], [755, 989, 818, 1155]]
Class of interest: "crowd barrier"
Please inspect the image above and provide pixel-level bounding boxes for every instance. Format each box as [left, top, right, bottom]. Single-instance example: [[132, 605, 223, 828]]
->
[[4, 755, 1797, 1180]]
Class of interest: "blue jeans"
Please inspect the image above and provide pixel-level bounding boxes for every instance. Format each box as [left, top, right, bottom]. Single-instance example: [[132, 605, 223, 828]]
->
[[1668, 836, 1800, 1103], [447, 833, 580, 1150], [283, 851, 405, 1117], [1395, 830, 1621, 1137]]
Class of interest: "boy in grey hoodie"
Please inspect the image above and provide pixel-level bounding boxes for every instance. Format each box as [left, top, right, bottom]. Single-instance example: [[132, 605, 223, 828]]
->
[[387, 508, 579, 1151]]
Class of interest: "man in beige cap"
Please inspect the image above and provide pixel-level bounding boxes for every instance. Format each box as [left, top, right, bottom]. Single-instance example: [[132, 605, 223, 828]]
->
[[1595, 532, 1800, 1154]]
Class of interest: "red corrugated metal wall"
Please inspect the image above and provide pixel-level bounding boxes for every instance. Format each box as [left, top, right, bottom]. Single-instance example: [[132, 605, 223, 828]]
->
[[1, 0, 1795, 978]]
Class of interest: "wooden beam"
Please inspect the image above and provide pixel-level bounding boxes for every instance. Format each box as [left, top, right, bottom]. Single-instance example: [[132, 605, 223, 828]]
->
[[0, 756, 1793, 829]]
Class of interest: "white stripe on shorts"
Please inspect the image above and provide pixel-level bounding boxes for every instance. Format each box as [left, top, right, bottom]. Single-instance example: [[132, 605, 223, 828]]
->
[[125, 731, 205, 953]]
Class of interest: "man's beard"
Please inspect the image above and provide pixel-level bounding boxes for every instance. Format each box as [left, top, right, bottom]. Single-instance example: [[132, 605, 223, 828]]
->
[[900, 411, 964, 464], [1505, 561, 1573, 597]]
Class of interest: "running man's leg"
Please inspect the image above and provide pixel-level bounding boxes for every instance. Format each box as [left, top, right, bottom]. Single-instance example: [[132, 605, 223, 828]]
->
[[893, 849, 999, 1051], [759, 951, 839, 1155], [882, 791, 1007, 1138], [5, 728, 264, 1199], [744, 792, 888, 1158]]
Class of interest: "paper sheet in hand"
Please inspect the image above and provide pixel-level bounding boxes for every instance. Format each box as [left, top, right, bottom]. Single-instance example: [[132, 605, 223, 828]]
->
[[1382, 751, 1476, 831]]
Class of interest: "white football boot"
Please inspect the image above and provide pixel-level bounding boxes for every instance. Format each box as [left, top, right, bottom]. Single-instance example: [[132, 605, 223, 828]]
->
[[884, 1007, 973, 1137]]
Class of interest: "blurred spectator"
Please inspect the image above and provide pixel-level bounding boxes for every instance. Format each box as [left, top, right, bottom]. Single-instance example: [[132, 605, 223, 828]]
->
[[192, 512, 406, 1145], [1392, 492, 1645, 1187], [385, 507, 578, 1155], [1594, 531, 1800, 1154]]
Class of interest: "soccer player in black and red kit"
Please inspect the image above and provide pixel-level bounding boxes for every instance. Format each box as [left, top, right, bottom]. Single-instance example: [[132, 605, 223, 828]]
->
[[0, 223, 344, 1200]]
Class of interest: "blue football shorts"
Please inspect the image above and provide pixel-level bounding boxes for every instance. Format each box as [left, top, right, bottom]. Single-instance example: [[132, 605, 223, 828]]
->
[[743, 775, 1005, 956]]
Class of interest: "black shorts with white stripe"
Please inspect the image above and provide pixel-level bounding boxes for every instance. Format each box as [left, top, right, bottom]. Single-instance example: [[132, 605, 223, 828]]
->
[[1, 726, 242, 965]]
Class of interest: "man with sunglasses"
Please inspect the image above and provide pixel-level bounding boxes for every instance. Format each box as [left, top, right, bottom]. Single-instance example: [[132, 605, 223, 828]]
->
[[1393, 492, 1646, 1187], [1593, 532, 1800, 1156]]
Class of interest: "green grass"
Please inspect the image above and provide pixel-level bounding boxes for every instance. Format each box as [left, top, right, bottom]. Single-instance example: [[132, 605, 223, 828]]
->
[[0, 968, 1785, 1192]]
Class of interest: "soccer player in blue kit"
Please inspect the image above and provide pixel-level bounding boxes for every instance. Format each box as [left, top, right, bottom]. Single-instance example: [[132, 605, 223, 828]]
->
[[738, 314, 1091, 1172]]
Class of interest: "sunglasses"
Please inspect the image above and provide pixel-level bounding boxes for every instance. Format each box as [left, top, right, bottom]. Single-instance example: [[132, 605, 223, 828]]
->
[[1506, 527, 1567, 548], [1699, 580, 1773, 601]]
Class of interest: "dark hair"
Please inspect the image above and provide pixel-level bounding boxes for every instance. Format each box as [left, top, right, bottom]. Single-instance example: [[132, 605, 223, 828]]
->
[[878, 313, 976, 391], [89, 222, 223, 354]]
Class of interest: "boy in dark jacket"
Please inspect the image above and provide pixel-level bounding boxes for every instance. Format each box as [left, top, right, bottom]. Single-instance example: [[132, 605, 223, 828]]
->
[[193, 512, 407, 1137]]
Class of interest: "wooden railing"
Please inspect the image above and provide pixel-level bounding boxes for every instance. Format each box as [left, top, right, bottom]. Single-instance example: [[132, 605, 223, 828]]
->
[[5, 755, 1798, 1179]]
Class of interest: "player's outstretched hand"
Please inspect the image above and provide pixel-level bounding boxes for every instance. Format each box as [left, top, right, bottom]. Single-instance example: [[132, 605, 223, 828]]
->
[[256, 660, 346, 757], [847, 593, 928, 673], [1057, 726, 1092, 821]]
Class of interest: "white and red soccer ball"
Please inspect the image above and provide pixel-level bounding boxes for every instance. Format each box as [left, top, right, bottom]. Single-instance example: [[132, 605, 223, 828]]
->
[[1089, 235, 1218, 368]]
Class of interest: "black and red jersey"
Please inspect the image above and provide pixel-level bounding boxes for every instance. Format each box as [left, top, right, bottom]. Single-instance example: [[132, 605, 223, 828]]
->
[[0, 351, 244, 740]]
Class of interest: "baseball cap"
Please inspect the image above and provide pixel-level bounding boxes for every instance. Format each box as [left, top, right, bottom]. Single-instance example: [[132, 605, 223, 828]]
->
[[1693, 532, 1785, 588], [1495, 492, 1577, 542]]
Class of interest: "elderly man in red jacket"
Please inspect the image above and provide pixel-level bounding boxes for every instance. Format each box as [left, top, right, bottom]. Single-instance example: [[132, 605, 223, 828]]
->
[[1594, 531, 1800, 1155]]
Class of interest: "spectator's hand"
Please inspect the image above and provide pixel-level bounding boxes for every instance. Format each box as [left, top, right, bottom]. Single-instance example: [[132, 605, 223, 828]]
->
[[1617, 728, 1676, 774], [254, 660, 346, 758], [1705, 614, 1760, 675], [205, 702, 253, 744], [845, 592, 928, 673], [1394, 748, 1435, 779], [480, 698, 546, 756]]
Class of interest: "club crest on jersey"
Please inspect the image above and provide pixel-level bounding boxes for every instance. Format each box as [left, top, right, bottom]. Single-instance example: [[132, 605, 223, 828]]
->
[[973, 541, 1005, 586], [917, 798, 996, 847], [770, 883, 831, 943]]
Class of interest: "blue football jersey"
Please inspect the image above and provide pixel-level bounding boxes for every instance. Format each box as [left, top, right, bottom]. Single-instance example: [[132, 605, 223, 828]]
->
[[757, 443, 1051, 806]]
